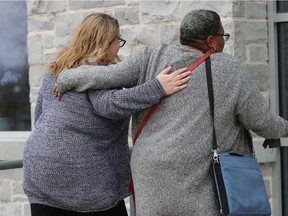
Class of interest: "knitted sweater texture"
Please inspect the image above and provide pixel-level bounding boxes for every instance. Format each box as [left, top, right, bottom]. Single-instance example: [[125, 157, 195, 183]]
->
[[57, 44, 287, 215], [23, 71, 165, 212]]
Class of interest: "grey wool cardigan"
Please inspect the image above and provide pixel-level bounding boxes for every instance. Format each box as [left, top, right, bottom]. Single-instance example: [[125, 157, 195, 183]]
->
[[57, 44, 287, 216]]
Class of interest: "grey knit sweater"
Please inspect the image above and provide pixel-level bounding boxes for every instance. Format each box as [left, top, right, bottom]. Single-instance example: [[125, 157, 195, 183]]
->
[[57, 44, 287, 215], [23, 70, 166, 212]]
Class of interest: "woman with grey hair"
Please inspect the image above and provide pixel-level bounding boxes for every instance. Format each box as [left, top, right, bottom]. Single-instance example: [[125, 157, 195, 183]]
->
[[55, 10, 288, 215]]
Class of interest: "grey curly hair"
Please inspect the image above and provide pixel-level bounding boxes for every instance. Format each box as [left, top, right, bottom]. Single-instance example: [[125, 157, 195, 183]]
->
[[180, 9, 222, 45]]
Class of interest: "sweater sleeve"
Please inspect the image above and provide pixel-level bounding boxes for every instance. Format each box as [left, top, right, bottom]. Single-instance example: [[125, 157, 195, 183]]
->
[[235, 65, 286, 139], [87, 79, 166, 119], [34, 80, 44, 124], [56, 48, 145, 95]]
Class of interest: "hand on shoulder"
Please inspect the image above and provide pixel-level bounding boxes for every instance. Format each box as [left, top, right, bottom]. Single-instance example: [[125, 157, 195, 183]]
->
[[156, 66, 191, 95]]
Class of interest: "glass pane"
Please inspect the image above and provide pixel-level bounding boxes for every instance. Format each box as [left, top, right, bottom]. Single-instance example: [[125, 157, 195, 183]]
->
[[0, 1, 31, 131], [277, 22, 288, 119], [277, 1, 288, 13]]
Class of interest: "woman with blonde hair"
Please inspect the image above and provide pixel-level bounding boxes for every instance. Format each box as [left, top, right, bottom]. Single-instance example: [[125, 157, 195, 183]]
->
[[23, 13, 191, 216]]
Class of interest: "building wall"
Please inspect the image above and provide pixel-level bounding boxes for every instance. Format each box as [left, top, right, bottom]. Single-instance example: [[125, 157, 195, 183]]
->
[[0, 1, 276, 215]]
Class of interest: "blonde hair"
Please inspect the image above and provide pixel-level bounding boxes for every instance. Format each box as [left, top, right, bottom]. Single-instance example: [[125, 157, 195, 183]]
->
[[49, 13, 120, 76]]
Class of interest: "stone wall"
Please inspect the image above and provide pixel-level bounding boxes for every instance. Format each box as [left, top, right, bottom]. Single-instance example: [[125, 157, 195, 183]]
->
[[1, 0, 275, 215], [26, 0, 270, 116]]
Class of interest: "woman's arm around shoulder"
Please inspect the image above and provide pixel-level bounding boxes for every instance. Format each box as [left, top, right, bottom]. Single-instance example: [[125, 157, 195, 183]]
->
[[88, 66, 191, 119], [56, 47, 148, 95]]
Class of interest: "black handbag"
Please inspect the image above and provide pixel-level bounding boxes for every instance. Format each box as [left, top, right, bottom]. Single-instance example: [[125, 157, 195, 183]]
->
[[205, 57, 271, 216]]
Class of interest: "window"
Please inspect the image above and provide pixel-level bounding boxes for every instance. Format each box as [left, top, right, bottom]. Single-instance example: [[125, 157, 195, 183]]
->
[[278, 22, 288, 119], [0, 1, 31, 131], [275, 0, 288, 119], [269, 2, 288, 215], [277, 1, 288, 13]]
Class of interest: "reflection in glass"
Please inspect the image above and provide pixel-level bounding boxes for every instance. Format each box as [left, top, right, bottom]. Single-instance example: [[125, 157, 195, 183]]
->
[[278, 22, 288, 119], [0, 1, 31, 131], [277, 0, 288, 13]]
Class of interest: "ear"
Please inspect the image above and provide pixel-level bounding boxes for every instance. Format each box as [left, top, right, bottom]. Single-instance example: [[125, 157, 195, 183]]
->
[[206, 36, 216, 49]]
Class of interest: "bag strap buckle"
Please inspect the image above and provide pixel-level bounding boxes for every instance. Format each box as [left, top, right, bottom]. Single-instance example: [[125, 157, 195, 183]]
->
[[212, 149, 219, 164]]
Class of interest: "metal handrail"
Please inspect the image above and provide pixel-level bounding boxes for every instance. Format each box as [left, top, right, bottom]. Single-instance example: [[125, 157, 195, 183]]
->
[[0, 159, 23, 170]]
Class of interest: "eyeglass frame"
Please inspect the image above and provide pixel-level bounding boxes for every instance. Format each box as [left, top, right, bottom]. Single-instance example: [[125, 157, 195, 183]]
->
[[119, 37, 126, 47], [211, 33, 230, 42]]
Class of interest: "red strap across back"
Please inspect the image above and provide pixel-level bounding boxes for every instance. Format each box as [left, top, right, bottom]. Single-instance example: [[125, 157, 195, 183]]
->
[[129, 49, 214, 206], [133, 49, 213, 144]]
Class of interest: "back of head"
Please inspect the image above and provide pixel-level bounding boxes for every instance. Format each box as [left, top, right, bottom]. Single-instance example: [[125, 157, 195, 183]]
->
[[50, 13, 119, 76], [180, 9, 221, 45]]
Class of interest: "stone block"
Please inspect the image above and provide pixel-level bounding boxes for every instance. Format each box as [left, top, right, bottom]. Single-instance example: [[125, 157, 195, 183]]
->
[[121, 26, 160, 47], [160, 24, 180, 44], [0, 169, 23, 182], [82, 11, 113, 20], [12, 195, 28, 203], [44, 34, 54, 50], [232, 1, 246, 18], [30, 88, 41, 105], [0, 202, 22, 216], [246, 2, 267, 19], [28, 65, 46, 88], [234, 20, 268, 43], [44, 52, 57, 65], [24, 203, 31, 216], [246, 64, 269, 92], [181, 1, 234, 19], [55, 35, 70, 49], [68, 0, 125, 10], [232, 46, 247, 63], [26, 1, 66, 15], [55, 14, 82, 38], [115, 7, 139, 25], [12, 181, 25, 195], [222, 20, 234, 38], [27, 35, 43, 65], [249, 45, 268, 62], [127, 0, 139, 6], [28, 16, 54, 32], [141, 1, 180, 24], [0, 180, 11, 201]]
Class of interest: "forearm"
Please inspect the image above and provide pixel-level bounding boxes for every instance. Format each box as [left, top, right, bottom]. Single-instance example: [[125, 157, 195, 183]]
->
[[237, 87, 287, 139], [88, 79, 166, 119], [57, 50, 143, 94]]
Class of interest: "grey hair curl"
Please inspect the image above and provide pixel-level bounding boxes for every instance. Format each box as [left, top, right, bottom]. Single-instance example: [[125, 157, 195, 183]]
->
[[180, 9, 221, 45]]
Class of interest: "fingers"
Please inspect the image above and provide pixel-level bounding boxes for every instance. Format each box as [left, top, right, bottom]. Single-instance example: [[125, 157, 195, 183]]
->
[[168, 70, 191, 87], [56, 92, 62, 101], [175, 75, 191, 86], [156, 66, 193, 96], [172, 84, 188, 92], [53, 83, 62, 100], [169, 67, 189, 78], [53, 83, 58, 93], [174, 70, 192, 81], [159, 66, 172, 75]]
